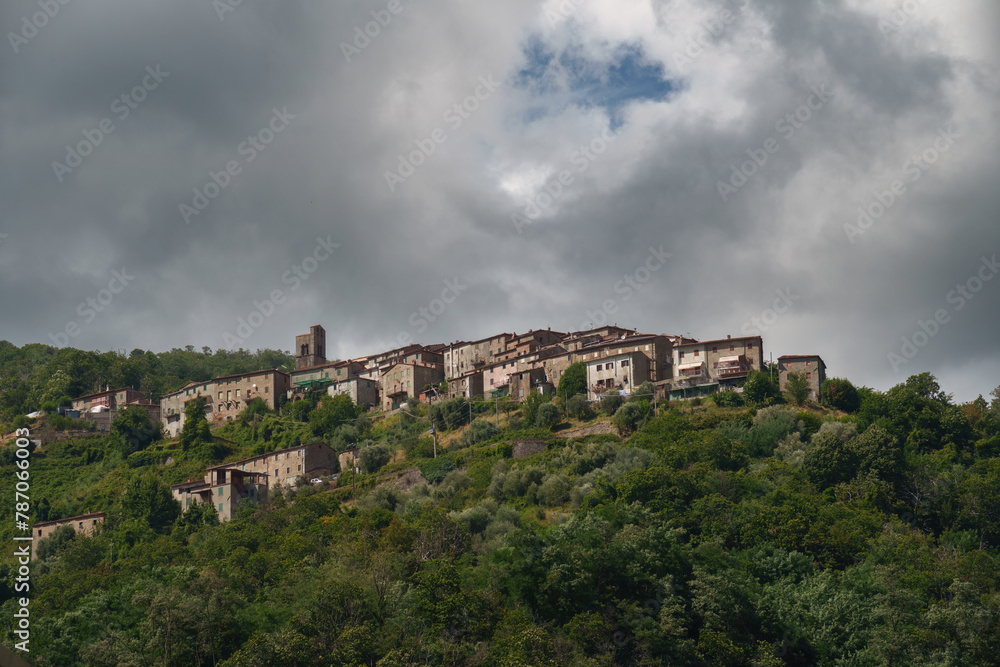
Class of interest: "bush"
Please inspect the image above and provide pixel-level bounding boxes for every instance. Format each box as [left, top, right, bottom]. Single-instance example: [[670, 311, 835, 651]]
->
[[419, 456, 456, 484], [822, 378, 862, 413], [613, 401, 650, 435], [715, 391, 744, 408], [629, 382, 655, 403], [785, 372, 811, 405], [360, 445, 392, 474], [464, 419, 500, 447], [601, 391, 624, 416], [565, 394, 592, 420], [535, 403, 562, 430]]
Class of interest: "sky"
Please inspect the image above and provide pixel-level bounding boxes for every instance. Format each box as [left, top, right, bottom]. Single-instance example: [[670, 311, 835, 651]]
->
[[0, 0, 998, 402]]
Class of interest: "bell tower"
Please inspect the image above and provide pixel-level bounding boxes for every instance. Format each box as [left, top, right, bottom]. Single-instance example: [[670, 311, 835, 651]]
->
[[294, 325, 327, 370]]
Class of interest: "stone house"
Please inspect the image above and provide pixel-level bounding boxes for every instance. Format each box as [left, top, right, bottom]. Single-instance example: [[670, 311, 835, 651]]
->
[[585, 351, 651, 400], [672, 335, 763, 394], [777, 355, 827, 401], [32, 512, 104, 559]]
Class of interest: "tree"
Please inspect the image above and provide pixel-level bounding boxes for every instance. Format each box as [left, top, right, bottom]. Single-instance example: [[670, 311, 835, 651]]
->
[[109, 405, 160, 457], [464, 419, 500, 447], [629, 381, 655, 403], [360, 445, 392, 474], [565, 394, 592, 420], [821, 378, 861, 413], [179, 397, 212, 450], [557, 362, 587, 400], [601, 390, 624, 416], [535, 403, 561, 430], [742, 370, 782, 405], [120, 473, 181, 533], [613, 402, 650, 435], [522, 391, 551, 427], [309, 393, 361, 439], [785, 372, 810, 405]]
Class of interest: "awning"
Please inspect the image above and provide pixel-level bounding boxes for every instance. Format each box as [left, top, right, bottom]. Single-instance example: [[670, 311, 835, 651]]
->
[[677, 362, 704, 371], [717, 355, 741, 364]]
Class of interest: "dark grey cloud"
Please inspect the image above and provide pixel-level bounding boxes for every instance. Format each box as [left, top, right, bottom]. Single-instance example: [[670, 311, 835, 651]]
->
[[0, 0, 997, 401]]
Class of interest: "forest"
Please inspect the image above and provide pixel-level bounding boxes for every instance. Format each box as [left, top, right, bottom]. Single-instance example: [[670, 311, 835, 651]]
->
[[0, 342, 999, 666]]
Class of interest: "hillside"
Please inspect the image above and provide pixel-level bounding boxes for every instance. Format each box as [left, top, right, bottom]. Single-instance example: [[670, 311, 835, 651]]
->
[[1, 372, 999, 666]]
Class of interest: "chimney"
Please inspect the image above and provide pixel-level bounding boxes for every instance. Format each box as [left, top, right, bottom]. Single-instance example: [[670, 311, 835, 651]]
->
[[727, 335, 731, 339]]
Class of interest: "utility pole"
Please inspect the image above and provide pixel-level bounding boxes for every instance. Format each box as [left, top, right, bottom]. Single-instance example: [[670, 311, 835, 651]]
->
[[430, 426, 437, 458]]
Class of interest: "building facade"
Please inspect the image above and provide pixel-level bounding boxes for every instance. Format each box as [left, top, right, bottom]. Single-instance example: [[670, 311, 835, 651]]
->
[[295, 325, 327, 370], [672, 335, 763, 395], [777, 355, 827, 401], [585, 351, 651, 400], [71, 387, 145, 413], [32, 512, 104, 559], [381, 362, 445, 410], [328, 377, 379, 408], [160, 370, 291, 437]]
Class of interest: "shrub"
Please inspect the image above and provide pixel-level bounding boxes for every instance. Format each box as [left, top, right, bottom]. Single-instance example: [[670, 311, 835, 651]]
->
[[822, 378, 862, 413], [601, 391, 624, 416], [535, 403, 562, 430], [613, 401, 650, 435], [565, 394, 592, 420], [360, 445, 392, 474], [464, 419, 500, 447], [715, 391, 744, 408]]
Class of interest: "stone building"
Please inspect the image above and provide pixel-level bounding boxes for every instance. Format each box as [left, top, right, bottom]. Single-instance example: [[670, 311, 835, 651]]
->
[[777, 355, 826, 401], [671, 335, 763, 398], [171, 443, 339, 521], [381, 361, 445, 410], [159, 369, 291, 437], [328, 377, 379, 408], [71, 387, 144, 413], [295, 325, 327, 370], [32, 512, 104, 559], [585, 351, 651, 400]]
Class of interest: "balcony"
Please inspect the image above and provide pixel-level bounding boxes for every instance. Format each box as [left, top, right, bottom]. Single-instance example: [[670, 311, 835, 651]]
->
[[715, 355, 750, 378], [677, 362, 705, 379]]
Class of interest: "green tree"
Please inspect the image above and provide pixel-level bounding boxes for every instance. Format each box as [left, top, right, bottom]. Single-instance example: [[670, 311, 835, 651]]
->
[[565, 394, 592, 420], [629, 381, 655, 403], [109, 405, 160, 457], [613, 401, 650, 435], [822, 377, 861, 413], [785, 372, 810, 405], [557, 362, 587, 400], [464, 418, 500, 446], [535, 402, 561, 430], [743, 370, 782, 405], [359, 445, 392, 474], [309, 393, 360, 439], [179, 397, 212, 450], [601, 390, 623, 416], [120, 473, 181, 534], [521, 391, 551, 427]]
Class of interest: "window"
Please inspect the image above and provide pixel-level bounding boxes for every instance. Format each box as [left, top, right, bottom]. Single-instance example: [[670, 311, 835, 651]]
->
[[622, 360, 630, 367], [218, 391, 223, 400], [806, 373, 812, 379], [712, 346, 717, 353], [806, 360, 812, 366], [694, 350, 700, 357], [286, 467, 291, 474], [679, 351, 685, 359], [236, 389, 241, 398], [227, 390, 232, 400], [298, 465, 302, 471], [219, 503, 224, 512], [275, 469, 279, 477], [218, 487, 223, 496], [747, 342, 754, 349], [730, 344, 735, 351]]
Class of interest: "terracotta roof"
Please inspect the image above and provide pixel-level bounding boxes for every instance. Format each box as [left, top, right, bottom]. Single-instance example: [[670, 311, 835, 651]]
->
[[675, 335, 762, 348], [778, 354, 824, 361]]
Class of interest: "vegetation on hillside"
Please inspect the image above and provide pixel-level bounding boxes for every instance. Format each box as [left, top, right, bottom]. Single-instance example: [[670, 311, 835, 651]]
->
[[2, 355, 1000, 665]]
